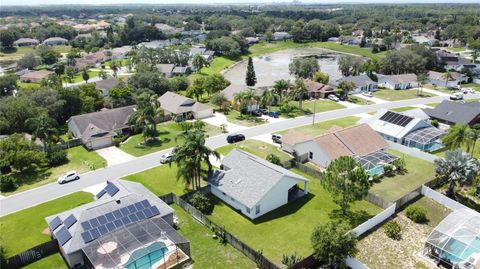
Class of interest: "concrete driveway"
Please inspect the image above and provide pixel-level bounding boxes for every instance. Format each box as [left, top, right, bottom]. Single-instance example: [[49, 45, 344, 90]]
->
[[201, 113, 247, 133], [95, 146, 136, 166]]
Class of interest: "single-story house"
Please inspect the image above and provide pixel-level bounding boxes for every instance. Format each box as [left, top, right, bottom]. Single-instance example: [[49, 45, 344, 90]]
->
[[361, 109, 444, 152], [340, 36, 361, 45], [45, 179, 190, 269], [327, 37, 340, 43], [156, 64, 175, 77], [304, 79, 335, 98], [352, 30, 364, 37], [424, 100, 480, 127], [273, 32, 291, 41], [334, 75, 377, 93], [110, 46, 131, 60], [158, 91, 213, 120], [427, 70, 468, 88], [42, 37, 69, 46], [189, 47, 206, 58], [95, 77, 122, 96], [172, 66, 191, 76], [444, 57, 475, 72], [282, 124, 396, 176], [19, 70, 53, 83], [208, 149, 309, 219], [413, 35, 435, 46], [222, 85, 266, 112], [377, 73, 419, 90], [13, 38, 39, 46], [74, 51, 106, 70], [67, 105, 136, 149], [245, 37, 259, 44]]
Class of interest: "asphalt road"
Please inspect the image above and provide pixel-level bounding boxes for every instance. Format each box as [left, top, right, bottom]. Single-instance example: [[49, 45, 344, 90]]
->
[[1, 94, 478, 216]]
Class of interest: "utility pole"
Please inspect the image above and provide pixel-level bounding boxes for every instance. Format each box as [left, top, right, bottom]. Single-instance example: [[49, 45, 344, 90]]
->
[[312, 99, 316, 125]]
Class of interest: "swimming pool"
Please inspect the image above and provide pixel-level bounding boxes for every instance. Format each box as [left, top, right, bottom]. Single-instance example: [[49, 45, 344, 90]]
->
[[123, 242, 168, 269], [439, 236, 480, 264]]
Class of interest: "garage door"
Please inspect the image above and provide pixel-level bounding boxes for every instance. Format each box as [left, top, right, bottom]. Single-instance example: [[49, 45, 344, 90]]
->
[[89, 137, 113, 150], [194, 109, 213, 119]]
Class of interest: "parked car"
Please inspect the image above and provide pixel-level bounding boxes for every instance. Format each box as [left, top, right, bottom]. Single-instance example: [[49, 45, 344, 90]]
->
[[251, 110, 262, 117], [159, 152, 173, 164], [227, 134, 245, 143], [328, 94, 340, 102], [272, 134, 282, 144], [260, 108, 268, 115], [362, 91, 373, 97], [268, 111, 280, 118], [450, 92, 464, 100], [58, 171, 79, 184]]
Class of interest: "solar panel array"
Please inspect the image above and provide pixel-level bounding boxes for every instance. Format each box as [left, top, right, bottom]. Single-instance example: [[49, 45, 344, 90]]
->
[[379, 111, 414, 127], [80, 199, 160, 244], [96, 182, 120, 199], [49, 216, 62, 231], [56, 226, 72, 246], [64, 214, 77, 229]]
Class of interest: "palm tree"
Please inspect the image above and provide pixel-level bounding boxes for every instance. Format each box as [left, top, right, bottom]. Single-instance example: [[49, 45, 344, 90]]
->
[[292, 79, 308, 111], [192, 54, 209, 73], [417, 73, 428, 96], [467, 124, 480, 155], [434, 149, 479, 197], [25, 114, 57, 152], [130, 93, 163, 144], [471, 50, 478, 64], [110, 60, 119, 77], [272, 79, 291, 102], [442, 124, 470, 150], [442, 71, 454, 89], [234, 88, 257, 114], [173, 122, 220, 190], [338, 81, 355, 101], [260, 88, 279, 112]]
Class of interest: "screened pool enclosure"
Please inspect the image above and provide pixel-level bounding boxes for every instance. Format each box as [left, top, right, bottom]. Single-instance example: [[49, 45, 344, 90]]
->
[[423, 209, 480, 269], [354, 151, 398, 176], [403, 127, 444, 152]]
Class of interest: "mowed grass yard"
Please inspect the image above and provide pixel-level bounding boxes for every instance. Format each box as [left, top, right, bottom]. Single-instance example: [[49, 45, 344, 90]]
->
[[0, 192, 94, 269], [373, 89, 436, 101], [172, 204, 256, 269], [5, 146, 106, 195], [119, 121, 222, 157], [69, 70, 100, 83], [269, 99, 346, 118], [208, 168, 382, 265], [279, 116, 359, 136], [391, 106, 418, 112], [216, 139, 292, 162], [0, 45, 71, 61], [370, 149, 436, 201]]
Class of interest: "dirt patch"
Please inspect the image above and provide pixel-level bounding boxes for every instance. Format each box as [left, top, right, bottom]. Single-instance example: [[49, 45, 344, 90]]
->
[[42, 228, 51, 236]]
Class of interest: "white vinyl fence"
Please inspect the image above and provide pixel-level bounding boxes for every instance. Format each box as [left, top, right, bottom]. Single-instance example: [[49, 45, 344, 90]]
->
[[352, 203, 396, 236], [346, 257, 370, 269], [421, 185, 470, 211]]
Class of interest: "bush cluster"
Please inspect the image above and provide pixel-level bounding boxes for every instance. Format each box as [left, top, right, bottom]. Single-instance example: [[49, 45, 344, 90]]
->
[[384, 220, 402, 240], [405, 205, 428, 223], [0, 175, 18, 192], [189, 192, 214, 215]]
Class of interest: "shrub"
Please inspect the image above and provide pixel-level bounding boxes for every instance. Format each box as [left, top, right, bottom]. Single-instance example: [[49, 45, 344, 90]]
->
[[189, 192, 214, 214], [266, 154, 282, 166], [431, 119, 439, 128], [282, 252, 304, 267], [113, 135, 129, 147], [384, 220, 401, 240], [47, 147, 68, 166], [383, 164, 395, 177], [392, 158, 407, 174], [0, 175, 18, 192], [405, 205, 428, 223], [220, 124, 228, 133]]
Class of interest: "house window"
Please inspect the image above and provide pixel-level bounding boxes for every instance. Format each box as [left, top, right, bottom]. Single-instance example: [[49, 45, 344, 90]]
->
[[246, 207, 250, 213], [309, 152, 313, 159], [255, 205, 261, 214]]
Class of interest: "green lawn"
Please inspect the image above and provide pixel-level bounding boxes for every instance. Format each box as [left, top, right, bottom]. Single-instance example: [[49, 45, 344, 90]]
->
[[463, 83, 480, 91], [120, 121, 222, 157], [18, 81, 41, 90], [434, 144, 480, 159], [370, 149, 435, 201], [216, 139, 292, 162], [279, 116, 359, 136], [373, 89, 435, 101], [208, 168, 381, 265], [391, 106, 417, 112], [5, 146, 106, 195], [447, 47, 465, 52], [426, 103, 439, 107], [172, 204, 256, 269], [103, 59, 131, 67], [224, 109, 266, 127], [69, 70, 100, 83], [349, 95, 374, 105], [299, 99, 346, 113], [0, 192, 93, 268], [0, 45, 72, 62]]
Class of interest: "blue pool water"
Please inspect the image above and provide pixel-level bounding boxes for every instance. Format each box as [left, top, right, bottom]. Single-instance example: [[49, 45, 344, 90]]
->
[[124, 242, 168, 269], [439, 237, 480, 264]]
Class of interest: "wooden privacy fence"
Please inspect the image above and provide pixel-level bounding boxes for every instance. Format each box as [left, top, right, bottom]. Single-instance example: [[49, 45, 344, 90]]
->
[[159, 192, 281, 269], [5, 239, 59, 269], [292, 161, 323, 179]]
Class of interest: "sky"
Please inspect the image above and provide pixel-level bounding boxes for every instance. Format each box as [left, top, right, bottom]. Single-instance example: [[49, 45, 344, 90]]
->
[[1, 0, 479, 6]]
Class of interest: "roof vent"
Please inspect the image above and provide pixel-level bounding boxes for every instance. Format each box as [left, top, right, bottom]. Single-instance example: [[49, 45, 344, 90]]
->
[[116, 199, 121, 204]]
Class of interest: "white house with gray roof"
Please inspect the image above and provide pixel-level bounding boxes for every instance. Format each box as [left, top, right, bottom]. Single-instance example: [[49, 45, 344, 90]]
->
[[334, 75, 377, 93], [158, 92, 213, 120], [377, 73, 418, 90], [208, 149, 309, 220], [45, 180, 190, 269]]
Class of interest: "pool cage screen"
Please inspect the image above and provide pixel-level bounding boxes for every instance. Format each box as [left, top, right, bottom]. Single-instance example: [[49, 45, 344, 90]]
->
[[354, 151, 398, 175], [423, 209, 480, 269], [403, 127, 444, 152], [82, 217, 190, 269]]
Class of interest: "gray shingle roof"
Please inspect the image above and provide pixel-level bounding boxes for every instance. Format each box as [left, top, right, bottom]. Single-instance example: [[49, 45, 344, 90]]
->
[[45, 179, 174, 255], [338, 75, 376, 88], [208, 149, 308, 208], [94, 77, 121, 91], [158, 92, 211, 114], [424, 100, 480, 125]]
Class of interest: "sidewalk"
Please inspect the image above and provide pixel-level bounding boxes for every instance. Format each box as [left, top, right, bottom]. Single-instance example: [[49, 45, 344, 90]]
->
[[201, 113, 247, 133], [352, 94, 388, 104]]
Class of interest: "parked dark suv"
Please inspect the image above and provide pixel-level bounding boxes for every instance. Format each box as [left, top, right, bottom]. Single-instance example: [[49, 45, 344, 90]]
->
[[226, 134, 245, 143]]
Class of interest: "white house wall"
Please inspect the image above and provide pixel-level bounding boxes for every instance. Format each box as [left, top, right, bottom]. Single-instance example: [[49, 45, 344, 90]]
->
[[292, 141, 332, 168], [210, 185, 255, 219]]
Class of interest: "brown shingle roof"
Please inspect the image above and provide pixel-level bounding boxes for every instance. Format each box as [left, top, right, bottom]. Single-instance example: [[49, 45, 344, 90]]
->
[[334, 123, 388, 156], [303, 79, 334, 93], [19, 70, 52, 80], [314, 133, 353, 160], [281, 129, 313, 145]]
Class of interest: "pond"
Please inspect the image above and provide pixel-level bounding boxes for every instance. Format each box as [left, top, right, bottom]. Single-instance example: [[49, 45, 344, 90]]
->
[[223, 48, 347, 89]]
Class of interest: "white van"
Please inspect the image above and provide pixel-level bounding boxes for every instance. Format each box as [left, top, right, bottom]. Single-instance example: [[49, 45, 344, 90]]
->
[[450, 92, 464, 100]]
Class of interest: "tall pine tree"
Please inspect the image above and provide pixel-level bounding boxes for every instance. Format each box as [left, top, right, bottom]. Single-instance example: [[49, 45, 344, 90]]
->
[[245, 57, 257, 86]]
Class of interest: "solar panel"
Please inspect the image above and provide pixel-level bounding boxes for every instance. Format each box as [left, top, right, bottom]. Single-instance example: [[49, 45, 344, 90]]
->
[[134, 201, 144, 211], [98, 215, 107, 225], [127, 204, 136, 214], [141, 200, 151, 209], [113, 210, 122, 219], [96, 189, 106, 199], [106, 222, 116, 232], [114, 219, 123, 228], [90, 218, 100, 227], [380, 111, 413, 127], [121, 216, 131, 225], [136, 211, 146, 221], [105, 183, 120, 196], [81, 231, 93, 243], [56, 226, 72, 246], [81, 221, 92, 230], [64, 214, 77, 229], [49, 216, 62, 231], [120, 207, 130, 216], [129, 214, 138, 222], [106, 212, 115, 222], [90, 228, 100, 240], [98, 225, 108, 236], [150, 206, 160, 217], [143, 207, 153, 218]]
